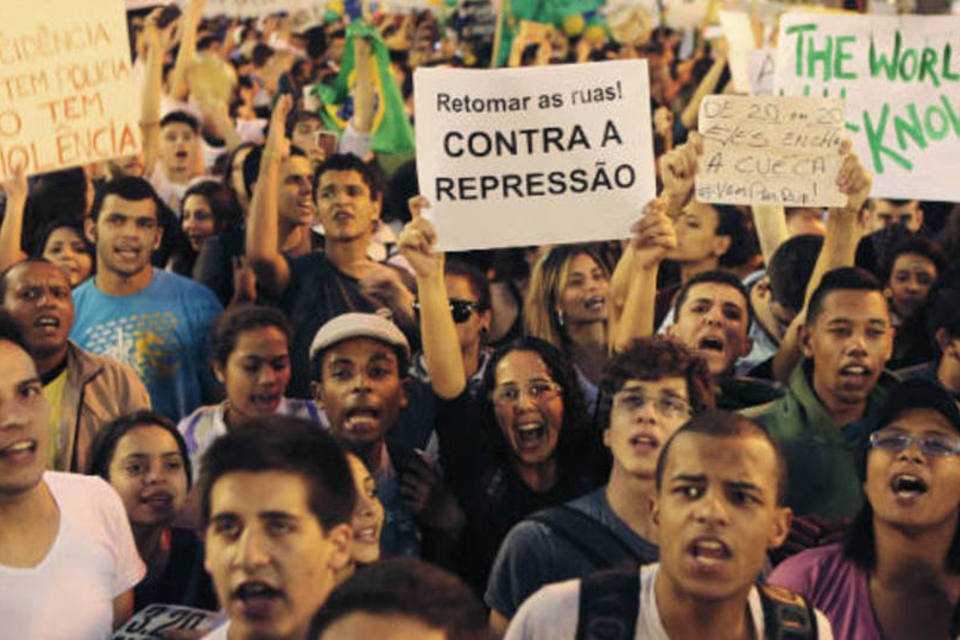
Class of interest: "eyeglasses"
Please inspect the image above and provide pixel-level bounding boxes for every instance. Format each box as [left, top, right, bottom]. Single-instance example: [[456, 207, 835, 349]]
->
[[613, 391, 692, 419], [869, 430, 960, 457], [491, 381, 563, 406], [413, 299, 484, 324]]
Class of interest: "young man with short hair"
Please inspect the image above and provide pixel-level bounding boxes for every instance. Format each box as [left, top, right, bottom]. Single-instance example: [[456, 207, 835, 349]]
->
[[309, 312, 463, 560], [247, 97, 415, 398], [309, 558, 491, 640], [71, 177, 223, 421], [745, 267, 895, 522], [485, 337, 713, 635], [1, 259, 150, 471], [504, 410, 833, 639], [199, 416, 356, 640], [0, 309, 145, 639]]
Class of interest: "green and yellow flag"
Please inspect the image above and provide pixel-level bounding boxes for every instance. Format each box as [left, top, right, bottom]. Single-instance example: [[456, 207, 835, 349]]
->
[[313, 22, 415, 155]]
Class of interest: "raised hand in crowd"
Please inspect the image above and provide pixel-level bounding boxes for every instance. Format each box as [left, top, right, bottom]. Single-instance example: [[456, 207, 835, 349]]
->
[[398, 196, 464, 399], [0, 164, 29, 273], [658, 132, 702, 215]]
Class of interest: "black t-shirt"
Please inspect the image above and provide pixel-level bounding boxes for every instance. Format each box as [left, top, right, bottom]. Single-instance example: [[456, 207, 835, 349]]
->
[[282, 252, 381, 397], [133, 527, 218, 611], [435, 391, 594, 594]]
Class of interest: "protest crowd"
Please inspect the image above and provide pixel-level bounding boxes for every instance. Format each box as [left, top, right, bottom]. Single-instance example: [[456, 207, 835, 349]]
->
[[2, 0, 960, 638]]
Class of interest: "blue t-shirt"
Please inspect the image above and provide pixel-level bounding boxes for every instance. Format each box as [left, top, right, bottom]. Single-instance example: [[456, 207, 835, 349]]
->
[[71, 270, 223, 421]]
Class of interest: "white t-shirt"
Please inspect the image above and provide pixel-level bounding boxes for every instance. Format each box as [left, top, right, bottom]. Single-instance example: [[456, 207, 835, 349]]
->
[[0, 472, 146, 640], [505, 563, 834, 640]]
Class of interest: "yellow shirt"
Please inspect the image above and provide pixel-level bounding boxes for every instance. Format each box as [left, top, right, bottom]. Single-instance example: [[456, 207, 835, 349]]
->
[[42, 368, 68, 470]]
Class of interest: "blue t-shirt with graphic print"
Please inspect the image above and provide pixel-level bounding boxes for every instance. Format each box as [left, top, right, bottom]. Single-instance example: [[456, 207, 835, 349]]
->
[[71, 270, 223, 421]]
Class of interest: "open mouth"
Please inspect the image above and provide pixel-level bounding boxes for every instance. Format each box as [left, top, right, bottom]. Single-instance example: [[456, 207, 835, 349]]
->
[[175, 150, 189, 161], [0, 439, 37, 461], [115, 247, 140, 260], [584, 296, 606, 312], [628, 432, 659, 452], [332, 210, 354, 224], [232, 581, 284, 619], [515, 422, 546, 449], [890, 473, 928, 499], [687, 537, 732, 565], [141, 492, 174, 508], [838, 364, 872, 383], [35, 316, 61, 329], [250, 394, 281, 413], [698, 336, 725, 352], [344, 407, 380, 431], [354, 526, 380, 543]]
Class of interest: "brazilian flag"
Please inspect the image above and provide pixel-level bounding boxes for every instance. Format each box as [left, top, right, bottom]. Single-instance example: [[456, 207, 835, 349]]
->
[[494, 0, 607, 67], [312, 23, 415, 155]]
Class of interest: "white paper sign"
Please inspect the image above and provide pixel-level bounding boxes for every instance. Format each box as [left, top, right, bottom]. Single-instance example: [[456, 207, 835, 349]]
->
[[1, 0, 142, 178], [774, 13, 960, 201], [719, 10, 756, 94], [110, 604, 226, 639], [696, 95, 846, 207], [413, 60, 656, 251], [748, 48, 777, 95]]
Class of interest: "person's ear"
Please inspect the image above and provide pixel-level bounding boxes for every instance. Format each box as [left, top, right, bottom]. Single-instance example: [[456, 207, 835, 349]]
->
[[213, 361, 226, 385], [914, 204, 924, 230], [798, 323, 815, 359], [85, 217, 97, 245], [651, 497, 661, 530], [325, 522, 354, 572], [152, 221, 164, 251], [768, 506, 792, 549], [711, 234, 732, 259], [602, 428, 611, 449], [311, 381, 325, 408], [399, 376, 409, 409]]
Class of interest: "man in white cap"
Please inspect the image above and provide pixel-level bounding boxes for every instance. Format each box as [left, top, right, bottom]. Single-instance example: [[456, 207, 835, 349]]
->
[[309, 313, 463, 562]]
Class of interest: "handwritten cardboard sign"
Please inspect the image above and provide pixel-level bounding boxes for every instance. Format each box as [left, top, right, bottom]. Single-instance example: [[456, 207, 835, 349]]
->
[[774, 13, 960, 201], [110, 604, 226, 639], [696, 95, 846, 207], [1, 0, 142, 178], [413, 60, 656, 251]]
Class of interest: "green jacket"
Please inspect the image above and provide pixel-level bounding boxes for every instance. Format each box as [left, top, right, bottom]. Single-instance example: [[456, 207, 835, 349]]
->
[[741, 361, 893, 521]]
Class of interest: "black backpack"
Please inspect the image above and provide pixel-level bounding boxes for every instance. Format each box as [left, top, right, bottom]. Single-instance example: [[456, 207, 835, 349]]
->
[[527, 504, 648, 570], [576, 568, 819, 640]]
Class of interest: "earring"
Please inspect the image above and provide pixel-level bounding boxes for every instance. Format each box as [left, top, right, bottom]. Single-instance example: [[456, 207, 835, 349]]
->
[[556, 309, 565, 327]]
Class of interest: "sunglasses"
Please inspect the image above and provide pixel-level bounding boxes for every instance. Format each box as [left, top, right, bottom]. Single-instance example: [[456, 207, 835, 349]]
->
[[413, 299, 483, 324]]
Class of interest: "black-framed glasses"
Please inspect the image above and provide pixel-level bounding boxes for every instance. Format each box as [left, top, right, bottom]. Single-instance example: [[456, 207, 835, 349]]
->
[[413, 299, 483, 324], [613, 391, 692, 419], [869, 430, 960, 457]]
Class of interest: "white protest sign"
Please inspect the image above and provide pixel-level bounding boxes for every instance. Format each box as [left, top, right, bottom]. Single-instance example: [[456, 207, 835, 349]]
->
[[110, 604, 227, 639], [1, 0, 142, 178], [748, 47, 776, 95], [696, 95, 846, 206], [774, 14, 960, 201], [719, 10, 756, 93], [413, 60, 656, 251]]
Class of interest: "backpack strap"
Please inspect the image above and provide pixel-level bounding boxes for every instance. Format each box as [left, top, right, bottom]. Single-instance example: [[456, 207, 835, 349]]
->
[[758, 583, 819, 640], [527, 504, 642, 570], [576, 568, 641, 640]]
